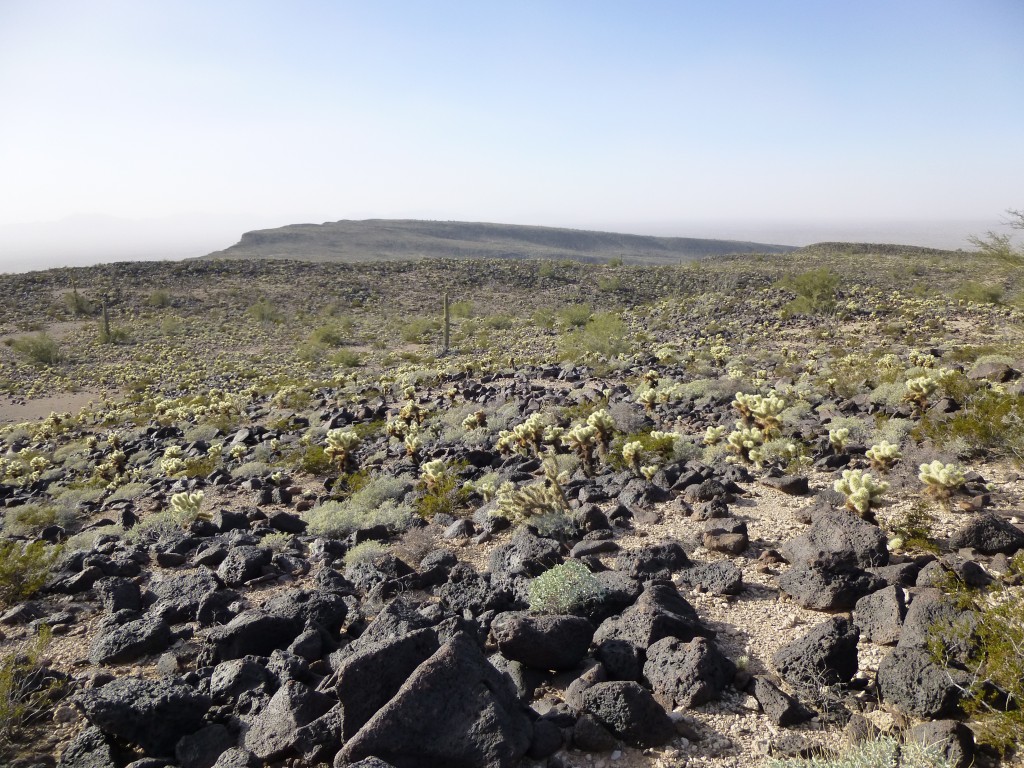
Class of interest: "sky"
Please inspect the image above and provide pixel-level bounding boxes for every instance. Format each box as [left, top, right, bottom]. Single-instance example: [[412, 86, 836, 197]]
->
[[1, 0, 1022, 272]]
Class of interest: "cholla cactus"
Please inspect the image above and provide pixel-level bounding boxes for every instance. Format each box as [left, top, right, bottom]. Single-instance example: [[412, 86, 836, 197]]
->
[[462, 410, 487, 430], [229, 443, 247, 461], [169, 490, 209, 524], [586, 409, 616, 449], [621, 440, 643, 474], [160, 446, 187, 476], [640, 464, 660, 481], [726, 426, 765, 463], [866, 440, 902, 471], [495, 479, 567, 529], [828, 427, 850, 451], [733, 391, 786, 436], [420, 459, 447, 492], [834, 469, 889, 517], [404, 432, 423, 459], [325, 428, 361, 469], [567, 423, 600, 475], [919, 460, 966, 499], [399, 400, 427, 426], [703, 425, 728, 446], [635, 386, 658, 413], [904, 376, 938, 410]]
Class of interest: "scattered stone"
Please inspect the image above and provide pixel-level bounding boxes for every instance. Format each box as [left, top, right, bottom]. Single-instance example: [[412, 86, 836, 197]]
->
[[771, 616, 859, 690], [578, 681, 676, 747], [643, 636, 735, 708], [491, 613, 595, 671], [948, 513, 1024, 555]]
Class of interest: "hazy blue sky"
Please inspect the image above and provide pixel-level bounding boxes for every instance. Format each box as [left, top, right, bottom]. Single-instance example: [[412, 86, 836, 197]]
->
[[1, 0, 1022, 270]]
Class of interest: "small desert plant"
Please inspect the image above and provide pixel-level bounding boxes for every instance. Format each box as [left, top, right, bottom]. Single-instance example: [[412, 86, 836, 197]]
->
[[260, 531, 293, 552], [528, 559, 604, 615], [11, 334, 61, 366], [904, 375, 938, 411], [833, 469, 889, 518], [343, 540, 388, 568], [557, 303, 592, 329], [866, 440, 902, 471], [305, 475, 413, 537], [325, 428, 361, 470], [248, 299, 283, 324], [927, 555, 1024, 752], [146, 289, 172, 307], [776, 268, 839, 317], [416, 460, 469, 518], [765, 734, 953, 768], [885, 503, 937, 552], [725, 425, 765, 463], [0, 542, 60, 607], [918, 460, 966, 500], [168, 490, 208, 525], [0, 627, 64, 752]]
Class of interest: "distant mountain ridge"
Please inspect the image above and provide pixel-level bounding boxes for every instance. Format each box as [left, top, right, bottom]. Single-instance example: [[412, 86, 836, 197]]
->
[[201, 219, 797, 265]]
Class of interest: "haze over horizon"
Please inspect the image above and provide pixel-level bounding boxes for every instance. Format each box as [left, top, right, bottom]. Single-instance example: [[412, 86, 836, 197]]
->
[[2, 1, 1022, 273]]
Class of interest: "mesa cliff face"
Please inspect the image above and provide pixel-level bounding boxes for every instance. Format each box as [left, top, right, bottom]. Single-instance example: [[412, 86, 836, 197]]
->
[[202, 218, 796, 265]]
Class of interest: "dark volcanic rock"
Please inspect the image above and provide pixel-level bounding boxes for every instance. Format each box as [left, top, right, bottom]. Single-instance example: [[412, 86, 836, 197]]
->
[[241, 680, 335, 761], [334, 628, 440, 741], [204, 610, 303, 662], [338, 633, 532, 768], [750, 676, 813, 726], [149, 569, 224, 623], [491, 613, 595, 671], [771, 616, 859, 690], [876, 647, 966, 718], [614, 541, 691, 582], [578, 681, 676, 747], [77, 676, 211, 756], [593, 581, 710, 650], [57, 725, 116, 768], [853, 585, 906, 645], [907, 720, 975, 768], [176, 724, 235, 768], [778, 563, 884, 611], [781, 511, 888, 568], [679, 560, 743, 595], [90, 615, 172, 665], [948, 513, 1024, 555], [643, 636, 735, 708]]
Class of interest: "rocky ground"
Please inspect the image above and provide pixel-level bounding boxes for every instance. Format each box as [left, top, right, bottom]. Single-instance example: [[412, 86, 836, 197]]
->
[[1, 250, 1023, 768]]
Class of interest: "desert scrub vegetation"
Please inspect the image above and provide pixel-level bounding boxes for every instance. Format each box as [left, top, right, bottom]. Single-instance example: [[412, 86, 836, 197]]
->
[[928, 554, 1024, 753], [528, 559, 604, 615], [0, 542, 60, 607], [0, 627, 64, 755], [765, 734, 954, 768], [6, 333, 61, 366], [304, 475, 413, 538]]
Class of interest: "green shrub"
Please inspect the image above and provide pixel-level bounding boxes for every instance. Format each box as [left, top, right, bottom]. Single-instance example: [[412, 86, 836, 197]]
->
[[305, 475, 413, 537], [400, 317, 440, 343], [777, 268, 840, 317], [450, 300, 474, 318], [146, 289, 172, 307], [528, 560, 604, 615], [483, 314, 514, 330], [2, 504, 59, 537], [64, 290, 93, 315], [557, 303, 592, 328], [765, 734, 953, 768], [0, 542, 60, 607], [954, 280, 1002, 305], [530, 309, 555, 329], [0, 627, 63, 752], [331, 348, 363, 368], [248, 299, 283, 324], [11, 334, 61, 366], [343, 540, 388, 568], [558, 312, 628, 360], [928, 557, 1024, 752]]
